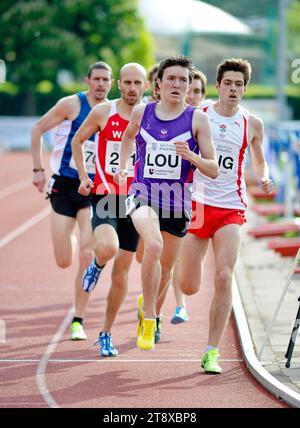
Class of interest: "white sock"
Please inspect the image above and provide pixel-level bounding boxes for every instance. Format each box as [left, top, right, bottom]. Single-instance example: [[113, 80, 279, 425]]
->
[[204, 345, 217, 353]]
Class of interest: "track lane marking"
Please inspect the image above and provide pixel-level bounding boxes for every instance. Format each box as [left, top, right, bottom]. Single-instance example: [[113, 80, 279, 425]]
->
[[0, 206, 50, 248], [0, 179, 32, 200], [1, 358, 244, 363], [35, 306, 74, 409]]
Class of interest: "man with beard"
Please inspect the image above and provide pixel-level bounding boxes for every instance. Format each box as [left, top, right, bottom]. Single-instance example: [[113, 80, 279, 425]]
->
[[71, 63, 148, 357], [31, 62, 113, 341]]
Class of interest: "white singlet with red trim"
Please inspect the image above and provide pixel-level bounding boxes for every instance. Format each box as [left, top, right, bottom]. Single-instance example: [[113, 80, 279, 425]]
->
[[192, 103, 250, 210]]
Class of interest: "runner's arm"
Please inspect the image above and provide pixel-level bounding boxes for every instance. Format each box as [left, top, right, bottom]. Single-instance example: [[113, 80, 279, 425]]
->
[[115, 105, 145, 184], [71, 104, 104, 183], [249, 115, 273, 194], [31, 96, 77, 192], [189, 110, 218, 178]]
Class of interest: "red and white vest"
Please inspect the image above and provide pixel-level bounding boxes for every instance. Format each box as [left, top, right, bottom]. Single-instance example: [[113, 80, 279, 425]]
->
[[192, 103, 249, 210], [93, 99, 135, 195]]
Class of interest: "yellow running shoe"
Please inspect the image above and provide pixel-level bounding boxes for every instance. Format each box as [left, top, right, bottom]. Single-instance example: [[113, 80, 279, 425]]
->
[[70, 321, 87, 340], [201, 349, 222, 374], [137, 319, 156, 350], [136, 294, 144, 338]]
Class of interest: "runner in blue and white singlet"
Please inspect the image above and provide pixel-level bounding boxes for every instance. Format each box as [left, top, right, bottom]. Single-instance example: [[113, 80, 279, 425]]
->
[[50, 92, 96, 180], [31, 62, 113, 341]]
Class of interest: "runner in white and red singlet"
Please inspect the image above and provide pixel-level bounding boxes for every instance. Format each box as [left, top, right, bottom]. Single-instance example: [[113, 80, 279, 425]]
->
[[177, 58, 274, 374], [71, 63, 147, 357]]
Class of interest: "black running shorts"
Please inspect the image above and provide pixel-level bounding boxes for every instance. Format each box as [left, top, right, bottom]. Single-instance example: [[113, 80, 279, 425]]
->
[[91, 194, 140, 252], [126, 195, 191, 238], [47, 174, 92, 218]]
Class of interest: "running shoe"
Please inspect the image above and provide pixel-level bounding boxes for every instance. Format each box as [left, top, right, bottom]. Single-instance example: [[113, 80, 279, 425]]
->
[[201, 348, 222, 374], [155, 316, 162, 343], [171, 306, 188, 324], [136, 294, 144, 337], [94, 332, 118, 357], [82, 260, 103, 292], [137, 319, 156, 350], [70, 321, 87, 340]]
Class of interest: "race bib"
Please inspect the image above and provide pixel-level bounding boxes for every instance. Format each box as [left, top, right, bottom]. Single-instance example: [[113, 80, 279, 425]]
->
[[46, 176, 55, 195], [105, 140, 135, 177], [70, 140, 96, 175], [144, 140, 182, 179], [216, 142, 238, 180]]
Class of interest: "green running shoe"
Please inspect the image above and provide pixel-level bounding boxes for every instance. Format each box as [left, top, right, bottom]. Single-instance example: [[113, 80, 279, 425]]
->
[[201, 349, 222, 374], [70, 321, 87, 340]]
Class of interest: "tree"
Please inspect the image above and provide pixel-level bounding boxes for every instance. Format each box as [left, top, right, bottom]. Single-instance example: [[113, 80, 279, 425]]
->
[[0, 0, 155, 114], [49, 0, 155, 74]]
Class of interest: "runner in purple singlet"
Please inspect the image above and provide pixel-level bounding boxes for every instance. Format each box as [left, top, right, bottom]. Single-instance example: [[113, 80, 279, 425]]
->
[[114, 56, 218, 351]]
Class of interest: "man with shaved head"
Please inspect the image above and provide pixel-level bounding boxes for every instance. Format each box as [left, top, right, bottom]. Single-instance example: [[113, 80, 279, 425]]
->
[[72, 62, 148, 357]]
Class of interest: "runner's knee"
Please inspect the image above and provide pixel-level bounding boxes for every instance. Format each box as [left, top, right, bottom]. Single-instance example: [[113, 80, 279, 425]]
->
[[180, 279, 199, 296], [55, 254, 72, 269], [53, 235, 75, 268], [215, 270, 232, 292], [95, 242, 118, 263], [143, 239, 163, 260]]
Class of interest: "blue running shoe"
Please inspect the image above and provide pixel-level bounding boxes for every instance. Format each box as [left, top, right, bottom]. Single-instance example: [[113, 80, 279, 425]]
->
[[82, 260, 103, 292], [171, 306, 188, 324], [94, 332, 118, 357]]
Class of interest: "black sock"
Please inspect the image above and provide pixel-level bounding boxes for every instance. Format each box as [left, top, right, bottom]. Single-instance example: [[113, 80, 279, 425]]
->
[[94, 259, 105, 269], [72, 317, 83, 325]]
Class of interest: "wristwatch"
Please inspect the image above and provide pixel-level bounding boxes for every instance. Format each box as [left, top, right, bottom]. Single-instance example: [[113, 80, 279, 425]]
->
[[119, 169, 128, 177]]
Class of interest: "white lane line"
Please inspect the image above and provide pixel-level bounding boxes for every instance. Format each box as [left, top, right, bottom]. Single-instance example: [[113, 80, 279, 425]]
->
[[0, 179, 32, 200], [0, 403, 48, 406], [0, 201, 59, 408], [1, 358, 244, 363], [232, 276, 300, 408], [0, 206, 50, 249], [35, 306, 74, 409]]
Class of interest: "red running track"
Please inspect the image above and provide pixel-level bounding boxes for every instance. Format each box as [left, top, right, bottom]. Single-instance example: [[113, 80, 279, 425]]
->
[[0, 152, 288, 408]]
